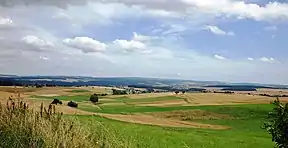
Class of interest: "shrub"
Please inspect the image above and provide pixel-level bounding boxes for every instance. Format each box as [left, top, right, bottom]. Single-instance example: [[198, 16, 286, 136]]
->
[[50, 99, 62, 105], [263, 98, 288, 148], [90, 94, 99, 103], [100, 93, 108, 96], [67, 101, 78, 108]]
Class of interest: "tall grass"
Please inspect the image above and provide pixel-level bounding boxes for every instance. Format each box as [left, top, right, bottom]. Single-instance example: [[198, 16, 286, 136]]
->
[[0, 94, 100, 148]]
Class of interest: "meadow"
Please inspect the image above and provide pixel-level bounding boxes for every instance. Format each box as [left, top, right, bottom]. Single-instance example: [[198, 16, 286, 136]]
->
[[0, 86, 285, 147]]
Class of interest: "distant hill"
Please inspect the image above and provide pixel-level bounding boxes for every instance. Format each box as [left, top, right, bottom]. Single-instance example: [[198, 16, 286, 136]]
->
[[0, 74, 287, 89]]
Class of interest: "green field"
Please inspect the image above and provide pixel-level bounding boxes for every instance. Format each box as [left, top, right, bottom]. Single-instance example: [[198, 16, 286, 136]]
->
[[30, 93, 276, 147], [76, 104, 274, 148]]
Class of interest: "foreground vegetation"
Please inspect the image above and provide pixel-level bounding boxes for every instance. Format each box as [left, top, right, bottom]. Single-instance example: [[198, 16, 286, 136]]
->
[[0, 97, 127, 148]]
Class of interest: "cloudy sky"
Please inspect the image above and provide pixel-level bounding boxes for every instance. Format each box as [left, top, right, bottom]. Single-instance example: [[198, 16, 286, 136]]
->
[[0, 0, 288, 84]]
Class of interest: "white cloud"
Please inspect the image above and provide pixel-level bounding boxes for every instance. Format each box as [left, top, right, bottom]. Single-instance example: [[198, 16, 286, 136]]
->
[[113, 39, 146, 52], [39, 56, 49, 61], [260, 57, 275, 63], [247, 57, 254, 61], [145, 9, 182, 18], [214, 54, 227, 60], [204, 25, 235, 36], [182, 0, 288, 21], [63, 37, 106, 53], [22, 35, 54, 49], [0, 17, 14, 26]]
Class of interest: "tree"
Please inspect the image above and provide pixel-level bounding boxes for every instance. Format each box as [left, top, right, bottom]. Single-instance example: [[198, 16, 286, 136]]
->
[[112, 89, 127, 95], [263, 98, 288, 148], [90, 94, 99, 103], [175, 91, 179, 95], [182, 91, 186, 94], [67, 101, 78, 108]]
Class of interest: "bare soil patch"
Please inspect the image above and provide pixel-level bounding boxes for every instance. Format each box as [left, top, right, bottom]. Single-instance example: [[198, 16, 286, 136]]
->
[[96, 113, 230, 130]]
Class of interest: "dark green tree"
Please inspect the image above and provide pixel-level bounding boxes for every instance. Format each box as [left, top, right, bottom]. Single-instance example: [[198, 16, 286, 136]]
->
[[90, 94, 99, 103], [263, 98, 288, 148]]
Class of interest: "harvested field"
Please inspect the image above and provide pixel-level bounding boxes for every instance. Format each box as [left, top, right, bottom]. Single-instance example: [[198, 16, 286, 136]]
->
[[178, 93, 273, 105], [137, 99, 187, 106], [96, 113, 230, 130]]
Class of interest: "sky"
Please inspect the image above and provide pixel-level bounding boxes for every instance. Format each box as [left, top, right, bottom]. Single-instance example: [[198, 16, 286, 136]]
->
[[0, 0, 288, 84]]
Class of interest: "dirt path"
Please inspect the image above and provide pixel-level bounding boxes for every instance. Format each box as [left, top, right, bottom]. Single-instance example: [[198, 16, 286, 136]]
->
[[96, 113, 230, 130]]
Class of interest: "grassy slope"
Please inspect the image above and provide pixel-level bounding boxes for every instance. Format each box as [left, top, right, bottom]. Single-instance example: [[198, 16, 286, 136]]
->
[[77, 104, 274, 148]]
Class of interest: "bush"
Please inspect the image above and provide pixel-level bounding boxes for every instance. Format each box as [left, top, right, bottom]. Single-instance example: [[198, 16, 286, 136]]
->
[[90, 94, 99, 103], [263, 98, 288, 148], [50, 99, 62, 105], [67, 101, 78, 108]]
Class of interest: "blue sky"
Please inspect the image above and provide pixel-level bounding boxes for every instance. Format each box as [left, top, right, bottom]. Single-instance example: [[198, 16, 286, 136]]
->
[[0, 0, 288, 84]]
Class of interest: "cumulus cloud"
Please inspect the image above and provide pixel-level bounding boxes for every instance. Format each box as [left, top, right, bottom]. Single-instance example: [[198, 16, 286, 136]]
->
[[0, 17, 14, 29], [22, 35, 54, 50], [104, 0, 288, 21], [63, 37, 106, 53], [0, 17, 13, 26], [260, 57, 275, 63], [204, 25, 235, 36], [214, 54, 227, 60], [247, 57, 254, 61], [113, 39, 146, 52], [182, 0, 288, 21]]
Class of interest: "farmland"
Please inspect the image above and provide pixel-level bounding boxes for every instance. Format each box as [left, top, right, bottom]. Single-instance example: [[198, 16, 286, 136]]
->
[[0, 86, 287, 147]]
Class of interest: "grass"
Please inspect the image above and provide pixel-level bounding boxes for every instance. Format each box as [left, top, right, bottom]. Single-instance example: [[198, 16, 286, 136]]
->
[[76, 103, 274, 148], [0, 99, 104, 148], [101, 96, 182, 104], [75, 103, 275, 147], [78, 103, 274, 114]]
